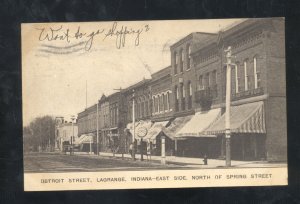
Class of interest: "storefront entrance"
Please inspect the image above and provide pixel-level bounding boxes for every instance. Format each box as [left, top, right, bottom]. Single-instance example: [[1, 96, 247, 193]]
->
[[220, 134, 266, 160]]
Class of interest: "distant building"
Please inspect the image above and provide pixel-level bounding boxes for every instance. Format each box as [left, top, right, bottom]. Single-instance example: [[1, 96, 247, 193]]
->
[[56, 121, 78, 151]]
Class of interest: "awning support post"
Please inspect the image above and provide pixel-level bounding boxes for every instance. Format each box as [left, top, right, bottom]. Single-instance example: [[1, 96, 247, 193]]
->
[[175, 139, 177, 156], [140, 138, 144, 161], [161, 136, 166, 165], [89, 137, 92, 154]]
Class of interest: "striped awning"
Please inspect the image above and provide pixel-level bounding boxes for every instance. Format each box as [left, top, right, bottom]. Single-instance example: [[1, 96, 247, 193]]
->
[[205, 101, 266, 134], [175, 108, 221, 138], [143, 121, 169, 142], [162, 115, 193, 140], [75, 134, 93, 145]]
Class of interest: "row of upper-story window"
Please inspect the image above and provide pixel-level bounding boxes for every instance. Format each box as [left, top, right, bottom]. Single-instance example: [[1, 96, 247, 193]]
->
[[196, 56, 261, 97], [78, 114, 96, 133], [198, 70, 217, 90], [173, 44, 192, 74], [110, 106, 119, 127], [174, 82, 193, 111], [78, 56, 262, 127], [152, 90, 172, 115], [175, 82, 193, 100], [127, 95, 152, 121], [225, 56, 262, 94]]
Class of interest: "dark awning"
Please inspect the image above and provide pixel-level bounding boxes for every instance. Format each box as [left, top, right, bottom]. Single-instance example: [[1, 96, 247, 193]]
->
[[205, 101, 266, 135], [162, 115, 193, 140], [143, 120, 169, 143]]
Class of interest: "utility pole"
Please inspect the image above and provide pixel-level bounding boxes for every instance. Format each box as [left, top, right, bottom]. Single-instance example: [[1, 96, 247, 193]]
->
[[113, 87, 124, 159], [71, 115, 76, 155], [96, 102, 99, 155], [132, 89, 136, 161], [224, 46, 232, 167]]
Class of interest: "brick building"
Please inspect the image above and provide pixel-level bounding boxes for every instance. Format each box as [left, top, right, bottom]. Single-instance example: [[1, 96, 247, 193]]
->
[[144, 66, 173, 155], [76, 18, 286, 161], [122, 79, 152, 153], [171, 18, 286, 161]]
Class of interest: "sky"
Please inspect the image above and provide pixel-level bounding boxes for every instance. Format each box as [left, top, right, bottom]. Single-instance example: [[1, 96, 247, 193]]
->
[[22, 18, 244, 126]]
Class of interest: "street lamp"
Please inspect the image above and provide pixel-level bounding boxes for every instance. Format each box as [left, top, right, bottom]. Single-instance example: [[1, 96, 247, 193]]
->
[[71, 115, 76, 155]]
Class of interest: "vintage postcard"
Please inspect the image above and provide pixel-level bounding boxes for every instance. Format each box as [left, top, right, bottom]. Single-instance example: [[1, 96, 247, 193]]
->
[[22, 18, 287, 191]]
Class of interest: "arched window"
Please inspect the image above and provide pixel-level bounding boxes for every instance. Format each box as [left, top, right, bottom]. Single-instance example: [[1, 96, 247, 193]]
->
[[163, 93, 167, 111]]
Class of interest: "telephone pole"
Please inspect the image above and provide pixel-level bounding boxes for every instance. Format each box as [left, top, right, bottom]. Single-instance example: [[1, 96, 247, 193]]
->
[[96, 101, 99, 155], [132, 89, 136, 161], [224, 46, 232, 167]]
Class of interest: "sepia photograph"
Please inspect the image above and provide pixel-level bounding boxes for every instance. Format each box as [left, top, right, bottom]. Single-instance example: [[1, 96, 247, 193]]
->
[[22, 18, 287, 191]]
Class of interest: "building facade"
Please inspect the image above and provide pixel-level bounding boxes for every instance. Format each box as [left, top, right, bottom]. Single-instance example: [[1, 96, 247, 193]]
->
[[77, 18, 286, 161], [56, 121, 78, 151]]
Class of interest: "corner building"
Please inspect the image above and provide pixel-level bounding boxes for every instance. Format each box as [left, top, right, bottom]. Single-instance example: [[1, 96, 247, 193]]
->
[[170, 18, 286, 161]]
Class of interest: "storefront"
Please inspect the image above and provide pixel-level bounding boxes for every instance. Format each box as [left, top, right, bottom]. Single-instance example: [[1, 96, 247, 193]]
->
[[143, 120, 169, 156], [75, 134, 94, 152], [205, 101, 266, 160], [162, 115, 193, 156], [125, 120, 152, 154], [174, 108, 221, 158]]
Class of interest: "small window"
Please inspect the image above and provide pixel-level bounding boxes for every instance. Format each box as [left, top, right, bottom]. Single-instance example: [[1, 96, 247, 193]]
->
[[199, 75, 203, 90], [189, 82, 192, 96], [180, 49, 184, 73], [187, 44, 191, 69], [174, 52, 178, 74]]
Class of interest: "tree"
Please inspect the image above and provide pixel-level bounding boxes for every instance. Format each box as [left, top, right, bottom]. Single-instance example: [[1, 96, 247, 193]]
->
[[23, 115, 56, 152]]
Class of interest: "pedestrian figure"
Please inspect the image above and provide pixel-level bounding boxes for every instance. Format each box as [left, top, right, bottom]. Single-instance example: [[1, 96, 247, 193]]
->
[[129, 143, 133, 157], [203, 154, 208, 165]]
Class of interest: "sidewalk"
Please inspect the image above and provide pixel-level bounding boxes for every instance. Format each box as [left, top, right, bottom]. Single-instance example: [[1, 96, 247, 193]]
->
[[75, 151, 287, 168]]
